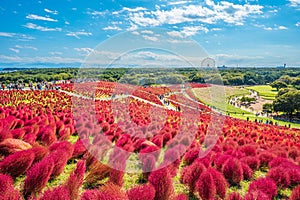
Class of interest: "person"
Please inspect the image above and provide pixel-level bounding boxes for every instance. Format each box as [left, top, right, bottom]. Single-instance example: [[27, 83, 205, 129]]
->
[[246, 117, 249, 121]]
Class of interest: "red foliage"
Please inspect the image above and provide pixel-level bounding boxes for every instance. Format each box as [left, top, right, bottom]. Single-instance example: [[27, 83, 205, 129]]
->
[[0, 138, 32, 156], [84, 162, 111, 186], [80, 190, 101, 200], [65, 160, 86, 200], [173, 194, 188, 200], [109, 168, 125, 187], [244, 190, 270, 200], [226, 192, 243, 200], [72, 139, 88, 158], [181, 162, 206, 194], [31, 145, 50, 164], [49, 141, 74, 158], [126, 184, 156, 200], [291, 185, 300, 200], [23, 157, 55, 198], [148, 168, 174, 200], [38, 186, 70, 200], [240, 156, 260, 171], [222, 157, 244, 185], [0, 149, 35, 178], [248, 178, 277, 199], [45, 150, 70, 179], [0, 174, 22, 200], [98, 182, 128, 200], [196, 170, 216, 200], [267, 166, 291, 189], [241, 163, 253, 180], [239, 144, 257, 156], [183, 148, 199, 165], [258, 151, 275, 167], [207, 168, 228, 199]]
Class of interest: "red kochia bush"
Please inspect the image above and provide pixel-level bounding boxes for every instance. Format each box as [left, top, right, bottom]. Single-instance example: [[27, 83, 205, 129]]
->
[[109, 168, 125, 187], [290, 185, 300, 200], [226, 192, 243, 200], [207, 168, 228, 199], [248, 178, 277, 199], [49, 141, 74, 158], [72, 139, 88, 158], [0, 174, 22, 200], [65, 160, 86, 200], [196, 170, 216, 200], [174, 194, 188, 200], [0, 138, 32, 156], [23, 157, 55, 198], [46, 150, 70, 179], [80, 190, 101, 200], [126, 184, 156, 200], [222, 157, 244, 185], [267, 166, 290, 188], [258, 151, 275, 167], [240, 156, 260, 171], [181, 162, 206, 194], [0, 149, 35, 178], [244, 190, 270, 200], [148, 168, 174, 200], [241, 163, 253, 180], [31, 145, 50, 164], [98, 182, 128, 200], [38, 186, 71, 200]]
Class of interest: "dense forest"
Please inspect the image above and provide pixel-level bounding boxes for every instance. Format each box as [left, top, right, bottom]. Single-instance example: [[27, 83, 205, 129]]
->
[[1, 67, 300, 86]]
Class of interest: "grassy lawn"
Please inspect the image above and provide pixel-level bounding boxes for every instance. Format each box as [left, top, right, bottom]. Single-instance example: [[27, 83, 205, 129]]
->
[[246, 85, 277, 100]]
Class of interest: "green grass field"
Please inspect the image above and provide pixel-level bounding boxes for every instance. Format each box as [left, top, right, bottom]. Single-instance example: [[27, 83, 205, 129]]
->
[[246, 85, 277, 100]]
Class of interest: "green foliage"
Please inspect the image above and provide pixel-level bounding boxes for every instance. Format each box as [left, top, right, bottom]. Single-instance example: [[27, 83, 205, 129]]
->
[[262, 103, 273, 113], [273, 90, 300, 115], [270, 80, 288, 91]]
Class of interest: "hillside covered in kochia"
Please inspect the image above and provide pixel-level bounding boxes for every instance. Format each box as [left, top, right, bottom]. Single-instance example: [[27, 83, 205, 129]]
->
[[0, 81, 300, 199]]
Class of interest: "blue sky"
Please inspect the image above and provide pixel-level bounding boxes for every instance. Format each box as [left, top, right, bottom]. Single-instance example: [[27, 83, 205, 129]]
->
[[0, 0, 300, 67]]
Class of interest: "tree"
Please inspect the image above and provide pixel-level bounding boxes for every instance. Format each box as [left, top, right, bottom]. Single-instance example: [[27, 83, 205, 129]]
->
[[262, 103, 273, 113], [270, 81, 287, 91], [273, 91, 300, 116]]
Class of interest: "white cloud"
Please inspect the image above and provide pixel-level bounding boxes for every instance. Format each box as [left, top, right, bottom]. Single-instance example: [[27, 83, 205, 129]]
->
[[290, 0, 300, 7], [24, 23, 62, 31], [9, 48, 20, 53], [182, 26, 209, 36], [26, 14, 58, 22], [168, 1, 192, 5], [0, 32, 15, 37], [74, 47, 94, 55], [140, 30, 154, 34], [103, 26, 122, 31], [128, 1, 263, 27], [142, 35, 159, 42], [296, 22, 300, 27], [167, 31, 185, 38], [15, 45, 38, 50], [263, 25, 288, 31], [44, 8, 58, 15], [0, 32, 35, 41], [0, 55, 82, 64], [122, 7, 147, 12], [49, 52, 63, 55], [131, 31, 140, 35], [278, 25, 288, 30], [66, 31, 92, 39], [87, 11, 106, 16]]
